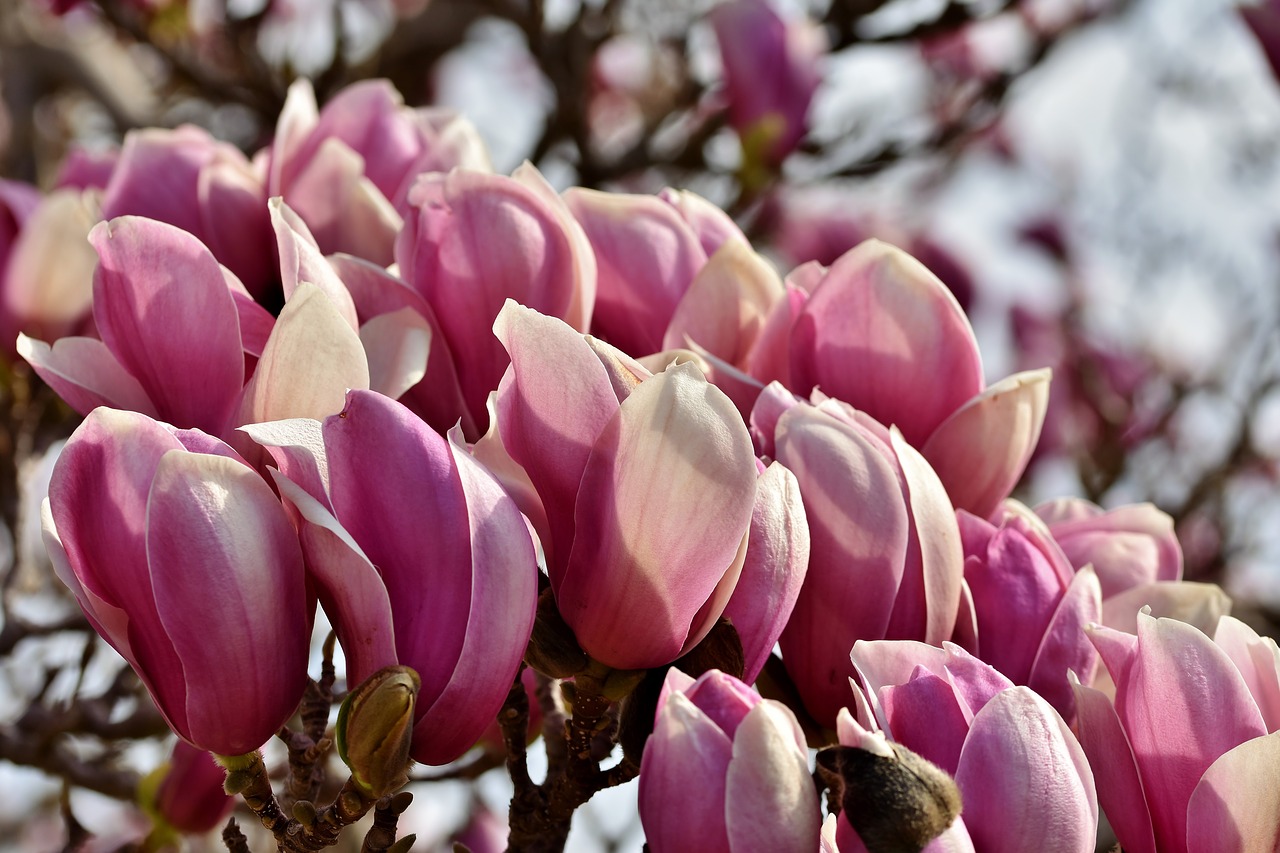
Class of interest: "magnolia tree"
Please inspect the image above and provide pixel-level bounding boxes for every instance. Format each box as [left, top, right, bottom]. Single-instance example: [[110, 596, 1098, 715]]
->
[[1, 0, 1279, 852]]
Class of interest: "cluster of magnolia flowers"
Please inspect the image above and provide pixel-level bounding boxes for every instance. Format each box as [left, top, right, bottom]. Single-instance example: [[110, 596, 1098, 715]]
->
[[4, 72, 1279, 853]]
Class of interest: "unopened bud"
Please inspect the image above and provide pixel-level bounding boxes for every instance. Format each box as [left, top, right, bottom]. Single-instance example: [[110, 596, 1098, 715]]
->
[[336, 665, 421, 799], [816, 739, 962, 853]]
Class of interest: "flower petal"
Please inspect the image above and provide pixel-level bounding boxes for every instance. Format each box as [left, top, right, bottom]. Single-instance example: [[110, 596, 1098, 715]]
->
[[1185, 730, 1280, 853], [559, 362, 757, 669], [921, 369, 1050, 519], [725, 701, 821, 853], [954, 687, 1097, 853], [90, 217, 244, 432]]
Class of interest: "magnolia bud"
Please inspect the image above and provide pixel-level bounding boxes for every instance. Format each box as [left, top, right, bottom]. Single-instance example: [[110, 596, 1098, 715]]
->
[[816, 739, 962, 853], [337, 665, 421, 799]]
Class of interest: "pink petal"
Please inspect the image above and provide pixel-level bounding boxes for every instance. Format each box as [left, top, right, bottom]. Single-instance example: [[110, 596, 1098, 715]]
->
[[1213, 616, 1280, 734], [1185, 730, 1280, 853], [410, 430, 537, 765], [920, 369, 1050, 519], [887, 429, 963, 645], [1119, 613, 1267, 853], [285, 137, 401, 264], [1070, 673, 1157, 853], [790, 240, 984, 447], [638, 692, 733, 853], [269, 198, 359, 330], [775, 406, 908, 725], [1026, 565, 1101, 720], [18, 335, 158, 418], [493, 301, 620, 579], [512, 162, 596, 332], [725, 701, 821, 853], [564, 187, 707, 356], [954, 687, 1097, 853], [329, 253, 475, 438], [722, 461, 810, 683], [238, 418, 330, 507], [270, 472, 396, 686], [90, 217, 244, 432], [663, 241, 783, 367], [197, 156, 273, 298], [745, 282, 807, 388], [881, 668, 972, 775], [657, 188, 748, 258], [147, 450, 309, 754], [47, 409, 187, 711], [559, 362, 757, 670]]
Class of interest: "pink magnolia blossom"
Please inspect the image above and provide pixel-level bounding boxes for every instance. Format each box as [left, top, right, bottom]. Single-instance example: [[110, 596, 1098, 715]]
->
[[956, 501, 1101, 719], [101, 125, 274, 298], [267, 78, 490, 265], [247, 389, 539, 766], [493, 301, 759, 671], [638, 669, 820, 852], [397, 164, 595, 436], [848, 640, 1098, 852], [1035, 497, 1183, 599], [1071, 612, 1280, 853], [752, 385, 964, 727], [753, 239, 1049, 518], [710, 0, 824, 168], [150, 741, 235, 835], [43, 408, 310, 756], [564, 186, 746, 357]]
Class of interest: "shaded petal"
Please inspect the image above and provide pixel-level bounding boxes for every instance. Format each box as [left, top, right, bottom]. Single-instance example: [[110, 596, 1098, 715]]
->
[[410, 430, 537, 765], [881, 669, 971, 775], [1027, 566, 1102, 720], [888, 429, 962, 645], [239, 418, 330, 507], [560, 362, 757, 670], [921, 369, 1050, 519], [564, 187, 707, 356], [330, 253, 474, 438], [286, 137, 401, 264], [1070, 673, 1156, 853], [1101, 581, 1231, 637], [18, 335, 158, 418], [776, 406, 908, 725], [90, 217, 244, 432], [722, 461, 810, 683], [322, 391, 472, 724], [360, 308, 432, 400], [271, 471, 396, 686], [270, 198, 359, 329]]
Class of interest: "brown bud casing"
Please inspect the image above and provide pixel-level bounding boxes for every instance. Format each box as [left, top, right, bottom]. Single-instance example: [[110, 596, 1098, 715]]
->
[[816, 742, 962, 853]]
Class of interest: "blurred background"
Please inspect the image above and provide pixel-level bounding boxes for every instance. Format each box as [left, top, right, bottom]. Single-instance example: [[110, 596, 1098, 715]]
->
[[1, 0, 1278, 849]]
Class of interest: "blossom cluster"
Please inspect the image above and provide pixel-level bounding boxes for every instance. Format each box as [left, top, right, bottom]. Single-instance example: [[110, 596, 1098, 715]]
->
[[5, 55, 1277, 853]]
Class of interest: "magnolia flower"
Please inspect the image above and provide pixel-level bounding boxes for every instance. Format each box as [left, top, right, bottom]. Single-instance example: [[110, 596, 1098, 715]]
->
[[494, 301, 759, 670], [751, 239, 1050, 519], [752, 385, 964, 726], [43, 408, 310, 756], [850, 640, 1098, 852], [1071, 611, 1280, 853], [639, 669, 820, 852]]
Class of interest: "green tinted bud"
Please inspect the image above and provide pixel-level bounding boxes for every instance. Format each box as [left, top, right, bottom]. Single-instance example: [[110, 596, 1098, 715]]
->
[[336, 666, 421, 799]]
